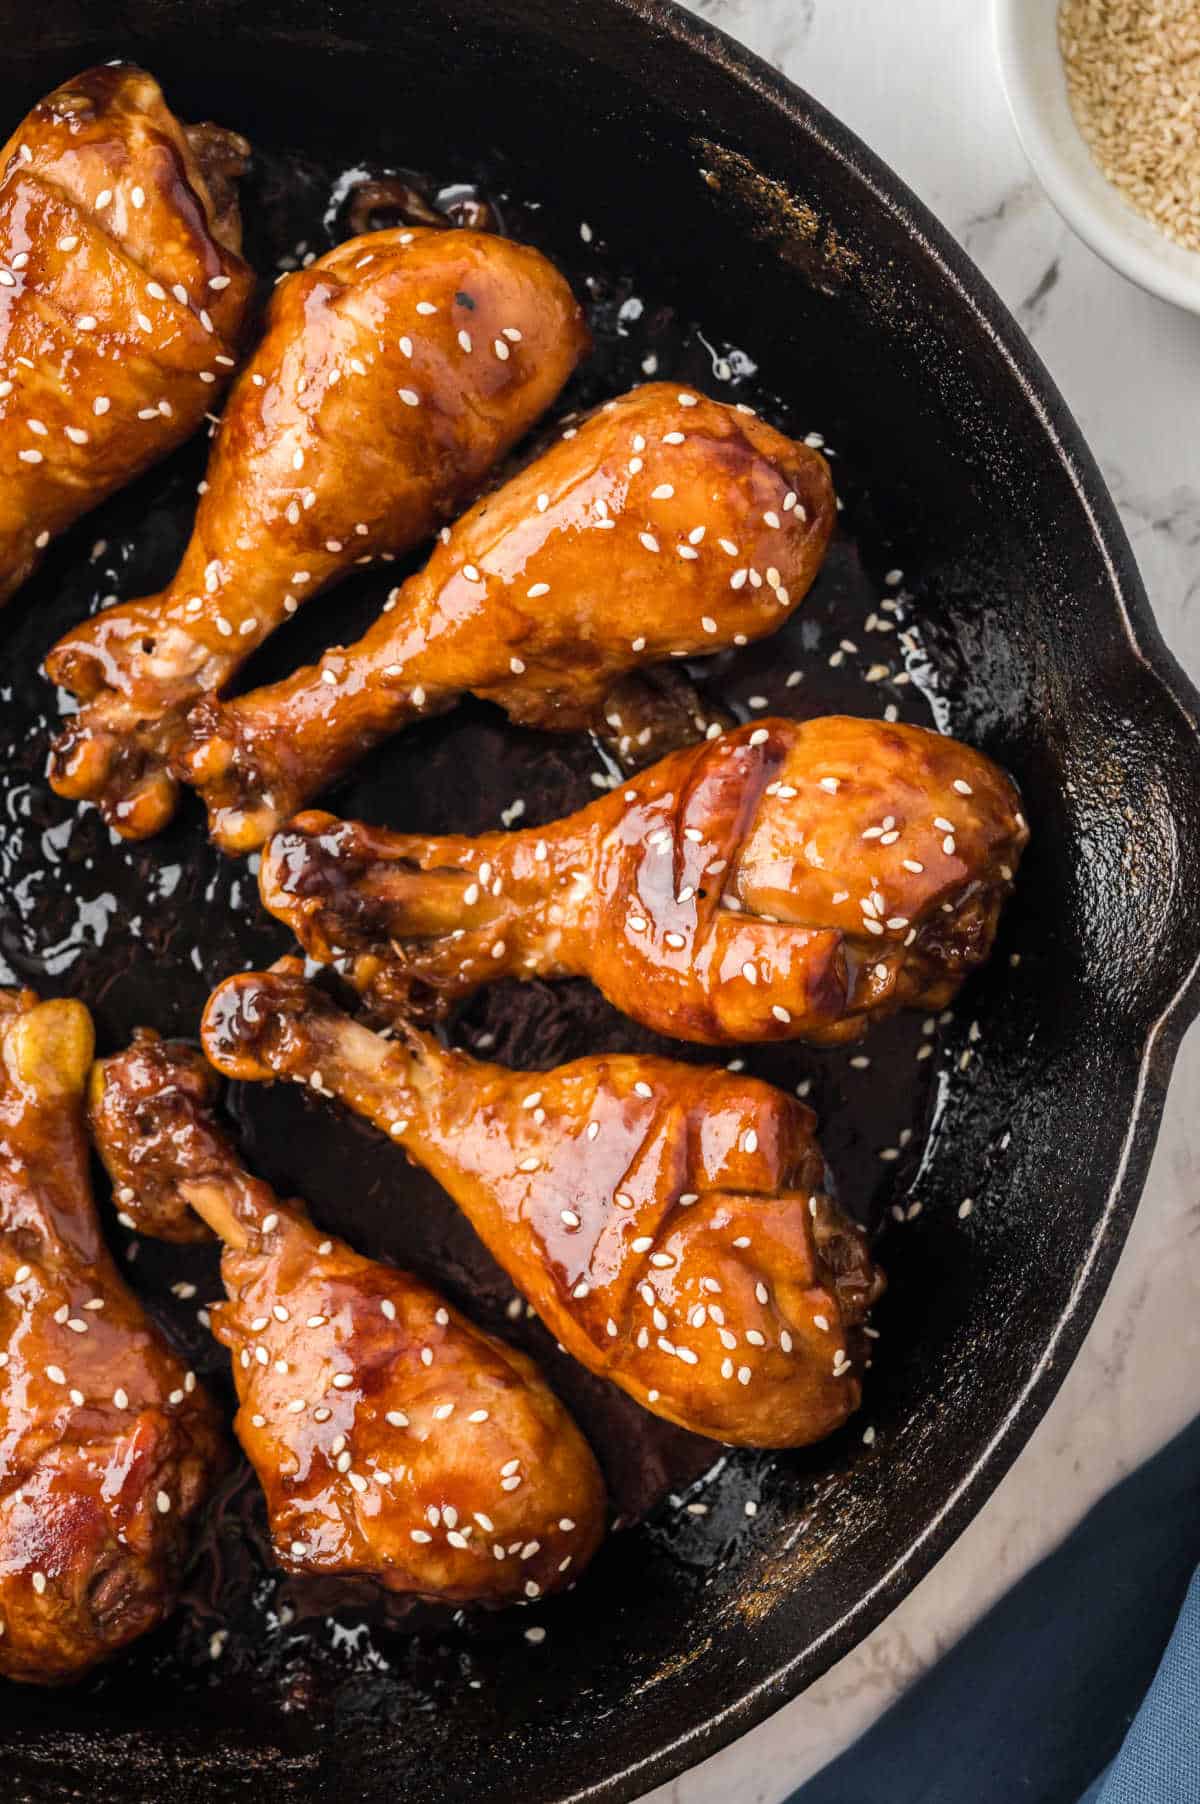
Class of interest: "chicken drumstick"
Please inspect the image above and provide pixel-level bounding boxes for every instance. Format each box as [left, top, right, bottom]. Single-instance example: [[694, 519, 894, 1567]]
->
[[0, 64, 252, 606], [0, 990, 224, 1683], [180, 382, 837, 853], [47, 226, 587, 838], [89, 1029, 606, 1606], [262, 715, 1027, 1045], [202, 963, 883, 1448]]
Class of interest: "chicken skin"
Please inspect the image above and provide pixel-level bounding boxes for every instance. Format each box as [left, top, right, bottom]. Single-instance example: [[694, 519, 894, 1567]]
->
[[179, 382, 837, 853], [47, 226, 588, 838], [201, 963, 883, 1449], [262, 716, 1028, 1046], [0, 990, 224, 1684], [0, 64, 252, 606], [89, 1030, 606, 1607]]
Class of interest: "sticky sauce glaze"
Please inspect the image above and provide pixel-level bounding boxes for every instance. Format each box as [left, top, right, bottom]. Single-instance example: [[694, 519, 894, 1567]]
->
[[0, 145, 963, 1713]]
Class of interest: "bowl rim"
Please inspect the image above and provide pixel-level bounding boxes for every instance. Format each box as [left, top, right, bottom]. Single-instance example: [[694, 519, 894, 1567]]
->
[[993, 0, 1200, 316], [562, 2, 1200, 1797]]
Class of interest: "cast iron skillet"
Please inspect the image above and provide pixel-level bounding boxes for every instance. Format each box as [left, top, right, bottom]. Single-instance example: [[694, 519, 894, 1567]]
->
[[1, 2, 1199, 1800]]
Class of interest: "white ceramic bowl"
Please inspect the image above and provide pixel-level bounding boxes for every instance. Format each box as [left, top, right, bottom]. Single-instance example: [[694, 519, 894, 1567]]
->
[[994, 0, 1200, 314]]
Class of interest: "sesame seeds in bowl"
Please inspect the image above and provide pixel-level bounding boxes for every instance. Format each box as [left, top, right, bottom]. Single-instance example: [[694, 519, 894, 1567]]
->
[[994, 0, 1200, 313]]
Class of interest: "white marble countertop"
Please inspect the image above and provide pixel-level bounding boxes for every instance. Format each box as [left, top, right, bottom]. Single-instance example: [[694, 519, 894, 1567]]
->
[[642, 3, 1200, 1800]]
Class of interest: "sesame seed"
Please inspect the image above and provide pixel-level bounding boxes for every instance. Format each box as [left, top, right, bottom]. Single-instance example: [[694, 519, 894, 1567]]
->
[[398, 388, 420, 406], [1061, 1, 1200, 252]]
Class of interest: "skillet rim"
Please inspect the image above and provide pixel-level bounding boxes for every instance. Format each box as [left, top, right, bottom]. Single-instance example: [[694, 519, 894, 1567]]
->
[[1, 2, 1198, 1797]]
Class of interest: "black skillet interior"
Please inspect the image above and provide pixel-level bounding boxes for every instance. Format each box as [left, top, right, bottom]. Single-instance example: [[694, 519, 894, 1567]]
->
[[1, 2, 1199, 1800]]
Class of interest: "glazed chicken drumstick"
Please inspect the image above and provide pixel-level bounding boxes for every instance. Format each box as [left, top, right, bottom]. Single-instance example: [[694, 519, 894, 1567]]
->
[[0, 990, 224, 1684], [89, 1029, 606, 1606], [262, 715, 1028, 1046], [180, 381, 837, 853], [202, 963, 884, 1448], [0, 64, 252, 605], [47, 226, 587, 838]]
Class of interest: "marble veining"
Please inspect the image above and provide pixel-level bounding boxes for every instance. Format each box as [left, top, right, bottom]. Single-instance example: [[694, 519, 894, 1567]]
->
[[643, 4, 1200, 1799]]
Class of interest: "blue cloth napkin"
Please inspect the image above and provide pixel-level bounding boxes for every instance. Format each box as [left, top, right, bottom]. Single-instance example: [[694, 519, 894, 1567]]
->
[[1085, 1567, 1200, 1804], [790, 1415, 1200, 1804]]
